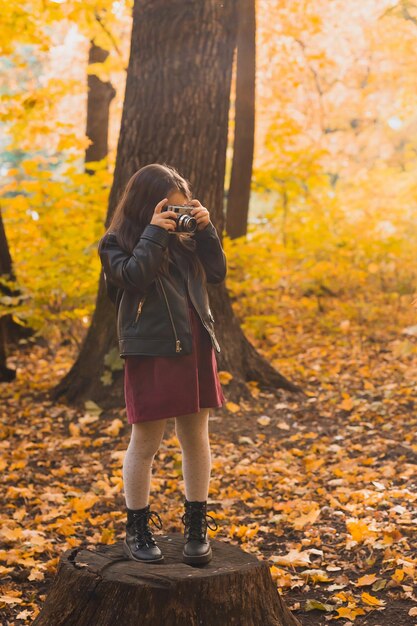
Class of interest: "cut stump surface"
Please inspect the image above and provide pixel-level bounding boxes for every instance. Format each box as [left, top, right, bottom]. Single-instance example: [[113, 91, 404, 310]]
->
[[33, 533, 301, 626]]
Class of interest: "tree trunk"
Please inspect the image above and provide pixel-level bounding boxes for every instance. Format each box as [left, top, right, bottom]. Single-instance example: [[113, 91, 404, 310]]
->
[[33, 534, 301, 626], [226, 0, 256, 239], [85, 42, 116, 172], [0, 209, 33, 382], [51, 0, 299, 408]]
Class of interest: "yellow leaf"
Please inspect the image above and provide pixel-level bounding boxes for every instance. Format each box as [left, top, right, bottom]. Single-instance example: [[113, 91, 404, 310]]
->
[[54, 520, 77, 537], [356, 573, 379, 586], [0, 526, 23, 542], [392, 568, 405, 583], [269, 566, 293, 588], [69, 423, 80, 437], [226, 401, 240, 413], [247, 380, 260, 397], [229, 523, 259, 540], [101, 528, 114, 544], [346, 519, 377, 543], [361, 457, 376, 466], [28, 568, 45, 581], [218, 370, 233, 384], [339, 396, 354, 411], [335, 606, 365, 619], [361, 592, 386, 606], [0, 593, 23, 605], [104, 418, 124, 437], [70, 495, 99, 515], [304, 457, 325, 472], [293, 506, 321, 530], [270, 549, 311, 567], [300, 568, 332, 583]]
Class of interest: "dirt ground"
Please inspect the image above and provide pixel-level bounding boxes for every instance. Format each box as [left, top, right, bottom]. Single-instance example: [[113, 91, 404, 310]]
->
[[1, 339, 416, 625]]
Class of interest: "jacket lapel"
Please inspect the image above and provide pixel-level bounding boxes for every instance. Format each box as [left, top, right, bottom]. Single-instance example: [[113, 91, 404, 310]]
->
[[171, 247, 189, 282]]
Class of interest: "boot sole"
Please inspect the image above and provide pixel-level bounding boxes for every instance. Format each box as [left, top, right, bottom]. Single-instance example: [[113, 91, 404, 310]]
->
[[182, 544, 212, 565], [123, 539, 165, 564]]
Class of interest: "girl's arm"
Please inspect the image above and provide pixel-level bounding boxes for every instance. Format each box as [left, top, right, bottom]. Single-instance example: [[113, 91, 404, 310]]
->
[[98, 224, 170, 294], [193, 221, 227, 284]]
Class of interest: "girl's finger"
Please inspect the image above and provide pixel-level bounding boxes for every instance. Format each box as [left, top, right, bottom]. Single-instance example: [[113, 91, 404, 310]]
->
[[155, 198, 169, 213]]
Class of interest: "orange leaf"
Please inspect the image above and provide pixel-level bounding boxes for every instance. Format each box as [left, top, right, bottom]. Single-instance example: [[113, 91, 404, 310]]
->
[[356, 573, 379, 587], [335, 606, 365, 620], [361, 592, 386, 606], [293, 506, 321, 530]]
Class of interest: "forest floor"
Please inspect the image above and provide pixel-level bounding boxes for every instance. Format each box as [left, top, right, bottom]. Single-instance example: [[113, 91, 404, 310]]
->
[[1, 303, 417, 625]]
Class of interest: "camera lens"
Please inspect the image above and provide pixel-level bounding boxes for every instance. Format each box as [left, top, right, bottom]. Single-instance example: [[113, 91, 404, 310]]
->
[[177, 215, 197, 233]]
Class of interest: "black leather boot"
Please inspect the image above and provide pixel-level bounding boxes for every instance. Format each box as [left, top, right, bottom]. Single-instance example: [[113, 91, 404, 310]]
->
[[123, 504, 164, 563], [181, 499, 218, 565]]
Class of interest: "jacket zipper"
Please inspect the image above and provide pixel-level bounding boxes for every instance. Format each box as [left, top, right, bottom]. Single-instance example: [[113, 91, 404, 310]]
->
[[134, 295, 147, 323], [157, 277, 182, 353]]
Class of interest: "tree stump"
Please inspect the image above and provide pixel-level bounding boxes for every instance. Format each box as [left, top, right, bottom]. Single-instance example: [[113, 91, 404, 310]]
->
[[33, 533, 301, 626]]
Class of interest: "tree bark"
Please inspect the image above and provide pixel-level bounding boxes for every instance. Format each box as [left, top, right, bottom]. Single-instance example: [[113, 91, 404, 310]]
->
[[226, 0, 256, 240], [85, 42, 116, 172], [0, 209, 33, 382], [51, 0, 299, 407], [33, 534, 301, 626]]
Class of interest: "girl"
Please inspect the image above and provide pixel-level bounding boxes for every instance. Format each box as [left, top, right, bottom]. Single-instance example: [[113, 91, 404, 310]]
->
[[98, 163, 226, 566]]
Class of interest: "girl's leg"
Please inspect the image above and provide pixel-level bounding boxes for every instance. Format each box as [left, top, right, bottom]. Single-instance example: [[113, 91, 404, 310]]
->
[[175, 409, 211, 501], [122, 419, 167, 509]]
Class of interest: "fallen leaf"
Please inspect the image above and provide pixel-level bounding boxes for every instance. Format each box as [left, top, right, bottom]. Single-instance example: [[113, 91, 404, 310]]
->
[[238, 436, 255, 445], [270, 549, 312, 567], [372, 579, 387, 591], [218, 370, 233, 385], [300, 568, 332, 583], [293, 506, 321, 530], [226, 401, 240, 413], [305, 599, 334, 612], [335, 606, 366, 620], [361, 592, 386, 606], [356, 573, 379, 587], [257, 415, 271, 426]]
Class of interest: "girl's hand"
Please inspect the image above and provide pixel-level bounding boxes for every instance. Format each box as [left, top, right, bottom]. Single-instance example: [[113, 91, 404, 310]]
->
[[189, 199, 210, 231], [150, 198, 177, 232]]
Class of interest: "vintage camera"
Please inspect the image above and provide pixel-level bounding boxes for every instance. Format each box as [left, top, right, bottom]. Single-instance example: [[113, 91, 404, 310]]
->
[[161, 204, 198, 233]]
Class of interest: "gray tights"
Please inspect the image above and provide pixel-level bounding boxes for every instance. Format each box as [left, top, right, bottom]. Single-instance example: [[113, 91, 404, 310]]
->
[[122, 408, 211, 509]]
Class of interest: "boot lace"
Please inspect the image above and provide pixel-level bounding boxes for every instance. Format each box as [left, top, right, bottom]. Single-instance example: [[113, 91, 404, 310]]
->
[[131, 509, 163, 549], [181, 506, 218, 541]]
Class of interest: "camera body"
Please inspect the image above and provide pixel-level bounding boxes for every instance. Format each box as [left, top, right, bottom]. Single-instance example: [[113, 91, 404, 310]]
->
[[161, 204, 198, 233]]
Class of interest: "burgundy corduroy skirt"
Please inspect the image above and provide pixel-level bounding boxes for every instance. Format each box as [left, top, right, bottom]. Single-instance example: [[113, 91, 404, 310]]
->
[[124, 293, 226, 423]]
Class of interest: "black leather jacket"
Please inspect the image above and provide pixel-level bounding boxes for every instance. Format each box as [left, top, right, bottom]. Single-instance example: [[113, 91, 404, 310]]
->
[[98, 221, 226, 358]]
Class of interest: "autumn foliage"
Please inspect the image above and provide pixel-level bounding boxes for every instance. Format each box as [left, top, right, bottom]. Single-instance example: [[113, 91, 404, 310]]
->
[[1, 0, 417, 624]]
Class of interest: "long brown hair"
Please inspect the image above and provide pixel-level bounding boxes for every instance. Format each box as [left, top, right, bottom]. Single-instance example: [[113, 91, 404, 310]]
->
[[105, 163, 207, 285]]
